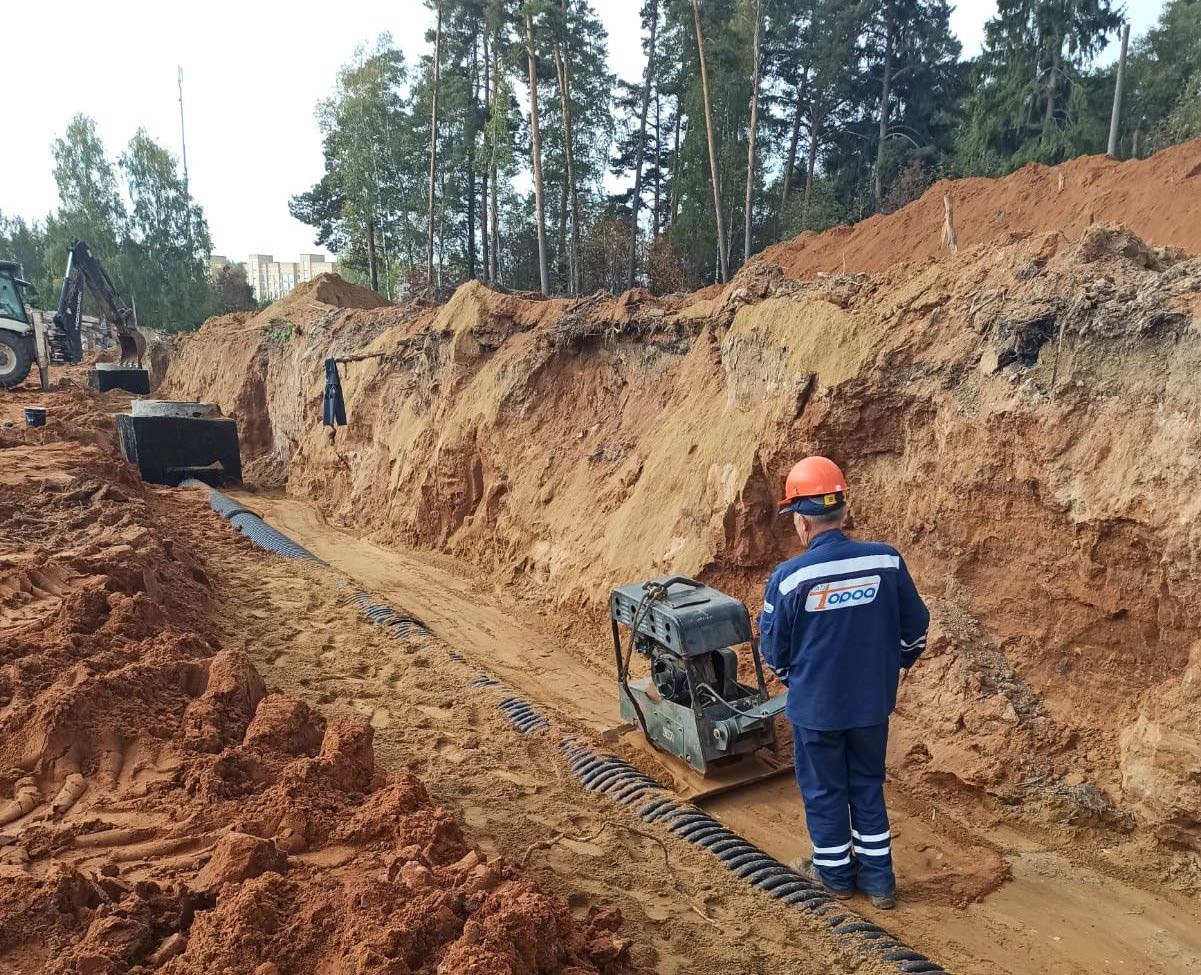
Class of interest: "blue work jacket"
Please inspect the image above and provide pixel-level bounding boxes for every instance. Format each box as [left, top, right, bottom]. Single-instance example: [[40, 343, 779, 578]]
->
[[758, 529, 929, 731]]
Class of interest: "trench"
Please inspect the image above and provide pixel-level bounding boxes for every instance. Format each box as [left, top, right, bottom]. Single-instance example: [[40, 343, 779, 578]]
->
[[219, 489, 1201, 975]]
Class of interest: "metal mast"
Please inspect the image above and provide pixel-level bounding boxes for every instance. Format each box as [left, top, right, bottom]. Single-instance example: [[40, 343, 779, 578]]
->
[[178, 66, 190, 194]]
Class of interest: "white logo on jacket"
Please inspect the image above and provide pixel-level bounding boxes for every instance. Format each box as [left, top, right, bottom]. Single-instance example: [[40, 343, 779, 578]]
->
[[804, 574, 881, 612]]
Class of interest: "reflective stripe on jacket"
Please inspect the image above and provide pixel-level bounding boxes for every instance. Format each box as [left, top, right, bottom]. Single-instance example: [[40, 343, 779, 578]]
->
[[758, 529, 929, 730]]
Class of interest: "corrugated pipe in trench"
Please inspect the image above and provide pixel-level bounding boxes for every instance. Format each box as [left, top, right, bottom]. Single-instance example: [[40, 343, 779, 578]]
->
[[184, 482, 950, 975]]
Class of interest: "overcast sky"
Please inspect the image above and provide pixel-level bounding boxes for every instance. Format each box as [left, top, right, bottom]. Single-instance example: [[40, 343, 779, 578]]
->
[[2, 1, 1164, 261]]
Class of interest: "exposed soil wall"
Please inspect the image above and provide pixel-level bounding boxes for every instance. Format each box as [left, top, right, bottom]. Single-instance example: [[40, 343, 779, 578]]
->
[[164, 145, 1201, 884]]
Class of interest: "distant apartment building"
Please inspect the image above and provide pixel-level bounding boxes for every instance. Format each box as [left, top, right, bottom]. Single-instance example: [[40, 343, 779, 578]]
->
[[208, 252, 337, 303]]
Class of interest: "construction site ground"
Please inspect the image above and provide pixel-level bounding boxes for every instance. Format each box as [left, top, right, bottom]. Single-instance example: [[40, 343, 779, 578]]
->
[[0, 391, 864, 975], [235, 489, 1201, 975], [6, 142, 1201, 974]]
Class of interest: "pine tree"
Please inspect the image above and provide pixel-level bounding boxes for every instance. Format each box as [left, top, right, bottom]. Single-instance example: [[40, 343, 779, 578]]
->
[[524, 3, 552, 294], [1126, 0, 1201, 154]]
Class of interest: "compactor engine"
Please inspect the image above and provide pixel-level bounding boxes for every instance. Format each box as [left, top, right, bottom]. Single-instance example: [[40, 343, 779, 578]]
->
[[611, 576, 787, 774]]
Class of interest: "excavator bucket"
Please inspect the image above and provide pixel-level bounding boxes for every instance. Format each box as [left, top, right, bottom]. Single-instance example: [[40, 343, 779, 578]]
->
[[117, 329, 147, 367]]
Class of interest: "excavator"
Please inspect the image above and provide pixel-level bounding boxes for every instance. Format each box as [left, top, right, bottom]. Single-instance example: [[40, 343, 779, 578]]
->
[[0, 240, 145, 390]]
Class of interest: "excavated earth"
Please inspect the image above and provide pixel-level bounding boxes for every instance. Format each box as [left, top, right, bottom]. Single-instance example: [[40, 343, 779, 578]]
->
[[5, 140, 1201, 975], [0, 391, 866, 974], [160, 143, 1201, 973]]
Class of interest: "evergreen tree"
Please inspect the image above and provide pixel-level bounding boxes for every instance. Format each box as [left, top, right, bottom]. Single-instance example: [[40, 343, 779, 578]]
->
[[291, 38, 416, 297], [960, 0, 1122, 172], [0, 214, 51, 300], [213, 263, 256, 313]]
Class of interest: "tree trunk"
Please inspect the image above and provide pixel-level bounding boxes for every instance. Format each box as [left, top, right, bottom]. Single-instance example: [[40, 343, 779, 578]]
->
[[628, 0, 659, 290], [490, 164, 500, 282], [437, 170, 447, 289], [366, 215, 379, 292], [1043, 37, 1060, 134], [490, 23, 501, 283], [781, 65, 807, 212], [525, 11, 551, 295], [466, 33, 478, 280], [803, 103, 821, 220], [557, 171, 569, 287], [426, 0, 443, 286], [874, 5, 893, 207], [690, 0, 728, 283], [553, 0, 581, 296], [481, 32, 491, 281], [653, 87, 662, 238], [669, 95, 682, 229], [743, 0, 762, 263]]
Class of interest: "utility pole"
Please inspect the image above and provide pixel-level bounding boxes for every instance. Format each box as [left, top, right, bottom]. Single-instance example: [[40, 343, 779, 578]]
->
[[1107, 22, 1131, 158], [177, 67, 190, 196], [178, 66, 194, 252]]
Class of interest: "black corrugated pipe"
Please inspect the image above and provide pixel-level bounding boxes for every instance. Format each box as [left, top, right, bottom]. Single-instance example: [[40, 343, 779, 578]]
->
[[182, 480, 326, 564], [179, 481, 949, 974]]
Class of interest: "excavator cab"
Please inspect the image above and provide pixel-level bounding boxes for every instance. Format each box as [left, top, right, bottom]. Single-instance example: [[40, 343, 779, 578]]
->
[[0, 261, 39, 389]]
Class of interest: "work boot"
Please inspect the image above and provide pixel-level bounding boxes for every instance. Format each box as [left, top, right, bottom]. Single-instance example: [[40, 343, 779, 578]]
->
[[789, 857, 853, 899], [868, 891, 897, 910]]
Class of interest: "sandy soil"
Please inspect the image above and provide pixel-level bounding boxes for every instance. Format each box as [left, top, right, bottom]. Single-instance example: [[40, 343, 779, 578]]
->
[[164, 216, 1201, 890], [13, 139, 1201, 974], [238, 490, 1201, 975], [201, 496, 874, 975], [756, 139, 1201, 279], [0, 397, 672, 975]]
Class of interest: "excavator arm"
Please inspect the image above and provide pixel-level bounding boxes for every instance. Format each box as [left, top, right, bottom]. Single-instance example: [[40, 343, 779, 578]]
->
[[50, 240, 144, 366]]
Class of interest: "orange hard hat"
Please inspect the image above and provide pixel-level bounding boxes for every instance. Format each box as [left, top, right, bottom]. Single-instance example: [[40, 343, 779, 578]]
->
[[779, 456, 848, 516]]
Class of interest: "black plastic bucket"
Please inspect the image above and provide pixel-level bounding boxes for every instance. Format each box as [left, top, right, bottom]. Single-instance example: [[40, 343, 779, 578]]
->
[[24, 407, 47, 428]]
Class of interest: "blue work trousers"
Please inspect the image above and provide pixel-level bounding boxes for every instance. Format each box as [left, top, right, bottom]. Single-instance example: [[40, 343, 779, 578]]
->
[[792, 721, 894, 896]]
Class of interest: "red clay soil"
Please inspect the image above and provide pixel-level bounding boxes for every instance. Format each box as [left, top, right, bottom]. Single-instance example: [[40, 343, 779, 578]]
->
[[0, 414, 649, 974], [757, 139, 1201, 279]]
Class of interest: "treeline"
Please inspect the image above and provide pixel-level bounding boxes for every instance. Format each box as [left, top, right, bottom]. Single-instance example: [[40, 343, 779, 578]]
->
[[293, 0, 1201, 298], [0, 116, 252, 332]]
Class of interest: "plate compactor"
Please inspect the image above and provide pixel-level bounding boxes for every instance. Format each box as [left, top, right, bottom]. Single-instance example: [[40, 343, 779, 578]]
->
[[611, 576, 790, 796]]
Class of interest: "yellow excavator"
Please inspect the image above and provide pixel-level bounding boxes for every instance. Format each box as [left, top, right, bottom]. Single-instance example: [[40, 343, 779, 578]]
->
[[0, 240, 145, 389]]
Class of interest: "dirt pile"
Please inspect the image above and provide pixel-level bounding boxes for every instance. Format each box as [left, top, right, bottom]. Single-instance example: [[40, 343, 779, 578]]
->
[[758, 139, 1201, 279], [163, 143, 1201, 884], [0, 419, 649, 972], [159, 274, 405, 481], [166, 219, 1201, 886], [0, 379, 134, 453]]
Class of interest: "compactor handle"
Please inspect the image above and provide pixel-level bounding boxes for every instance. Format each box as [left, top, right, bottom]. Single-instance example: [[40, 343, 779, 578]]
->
[[645, 576, 703, 592]]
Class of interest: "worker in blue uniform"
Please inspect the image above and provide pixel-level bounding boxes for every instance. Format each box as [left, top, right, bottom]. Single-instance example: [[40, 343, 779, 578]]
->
[[759, 456, 929, 910]]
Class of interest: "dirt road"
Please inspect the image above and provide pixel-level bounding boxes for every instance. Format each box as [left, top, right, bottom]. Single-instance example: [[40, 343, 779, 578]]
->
[[236, 490, 1201, 975]]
